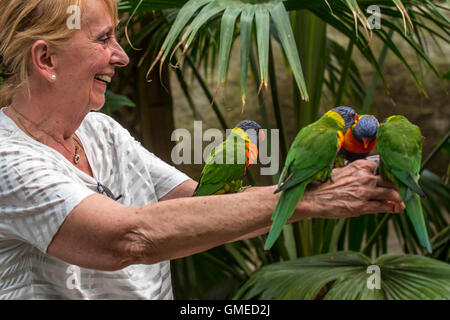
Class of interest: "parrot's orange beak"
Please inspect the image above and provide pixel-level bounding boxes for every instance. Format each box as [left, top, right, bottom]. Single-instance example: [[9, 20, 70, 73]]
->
[[363, 137, 371, 150], [259, 130, 266, 141]]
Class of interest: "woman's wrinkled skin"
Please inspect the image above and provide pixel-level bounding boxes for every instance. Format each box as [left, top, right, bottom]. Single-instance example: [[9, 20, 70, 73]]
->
[[3, 0, 405, 272], [304, 160, 404, 218]]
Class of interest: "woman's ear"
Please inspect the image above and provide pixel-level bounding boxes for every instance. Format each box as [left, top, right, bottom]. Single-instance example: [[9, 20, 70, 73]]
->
[[30, 40, 56, 82]]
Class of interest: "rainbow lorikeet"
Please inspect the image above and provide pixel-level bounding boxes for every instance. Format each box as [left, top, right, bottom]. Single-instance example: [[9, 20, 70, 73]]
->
[[377, 115, 431, 253], [264, 108, 352, 250], [339, 114, 379, 163], [333, 106, 359, 132], [193, 120, 265, 196]]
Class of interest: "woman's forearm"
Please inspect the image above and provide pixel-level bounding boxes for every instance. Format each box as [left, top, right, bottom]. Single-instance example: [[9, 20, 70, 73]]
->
[[127, 160, 405, 266], [128, 185, 311, 264], [47, 160, 404, 271]]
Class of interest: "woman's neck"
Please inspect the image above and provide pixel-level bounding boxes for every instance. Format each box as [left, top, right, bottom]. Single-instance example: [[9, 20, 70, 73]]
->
[[9, 93, 86, 142]]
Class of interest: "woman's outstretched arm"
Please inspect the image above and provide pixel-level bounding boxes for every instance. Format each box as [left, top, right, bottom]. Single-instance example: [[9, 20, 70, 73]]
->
[[47, 160, 404, 271]]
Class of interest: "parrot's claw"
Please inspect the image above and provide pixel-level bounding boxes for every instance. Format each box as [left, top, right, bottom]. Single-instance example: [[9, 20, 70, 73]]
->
[[239, 185, 252, 193]]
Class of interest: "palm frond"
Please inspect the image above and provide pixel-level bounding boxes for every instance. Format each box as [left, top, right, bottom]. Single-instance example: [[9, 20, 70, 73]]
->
[[145, 0, 309, 106], [235, 251, 450, 300]]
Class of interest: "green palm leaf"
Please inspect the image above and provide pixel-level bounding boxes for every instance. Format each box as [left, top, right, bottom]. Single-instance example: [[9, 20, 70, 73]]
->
[[239, 7, 255, 105], [235, 251, 450, 300], [123, 0, 448, 107], [217, 7, 241, 86], [146, 0, 310, 105]]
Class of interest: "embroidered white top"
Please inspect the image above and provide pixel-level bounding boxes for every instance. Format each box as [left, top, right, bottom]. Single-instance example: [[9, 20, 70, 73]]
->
[[0, 109, 190, 299]]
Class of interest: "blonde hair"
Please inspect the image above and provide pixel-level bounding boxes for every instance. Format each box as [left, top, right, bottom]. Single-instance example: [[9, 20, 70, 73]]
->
[[0, 0, 118, 106]]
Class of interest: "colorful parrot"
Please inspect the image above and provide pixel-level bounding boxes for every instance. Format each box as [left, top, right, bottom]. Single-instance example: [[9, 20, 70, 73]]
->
[[377, 115, 431, 253], [332, 106, 359, 168], [333, 106, 359, 132], [339, 114, 379, 163], [193, 120, 265, 196], [264, 108, 353, 250]]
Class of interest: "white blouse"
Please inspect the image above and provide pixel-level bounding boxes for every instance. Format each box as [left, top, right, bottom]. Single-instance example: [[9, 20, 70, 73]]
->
[[0, 109, 190, 299]]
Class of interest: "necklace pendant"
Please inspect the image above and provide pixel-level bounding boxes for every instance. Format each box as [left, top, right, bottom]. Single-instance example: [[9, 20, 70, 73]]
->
[[74, 153, 81, 164]]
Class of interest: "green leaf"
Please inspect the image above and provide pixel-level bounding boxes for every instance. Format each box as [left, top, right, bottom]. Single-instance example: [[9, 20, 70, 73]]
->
[[255, 6, 270, 91], [444, 71, 450, 81], [270, 2, 309, 101], [239, 7, 255, 105], [102, 90, 135, 115], [235, 251, 450, 300], [148, 0, 212, 73], [217, 7, 241, 86]]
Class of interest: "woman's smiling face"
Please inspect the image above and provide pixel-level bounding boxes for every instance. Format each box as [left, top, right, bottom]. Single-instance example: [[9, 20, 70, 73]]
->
[[55, 0, 129, 111]]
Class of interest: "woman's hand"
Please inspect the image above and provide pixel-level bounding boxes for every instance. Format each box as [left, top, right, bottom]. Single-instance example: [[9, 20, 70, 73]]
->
[[300, 159, 405, 219]]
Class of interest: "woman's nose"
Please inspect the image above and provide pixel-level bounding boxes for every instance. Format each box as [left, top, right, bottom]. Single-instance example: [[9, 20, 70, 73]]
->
[[109, 37, 129, 67]]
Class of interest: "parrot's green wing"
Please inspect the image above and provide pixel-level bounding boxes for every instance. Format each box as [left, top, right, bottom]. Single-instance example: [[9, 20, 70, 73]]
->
[[377, 115, 431, 253], [391, 168, 424, 198], [265, 120, 341, 250], [404, 192, 431, 253], [193, 132, 248, 196], [377, 116, 424, 196], [275, 164, 324, 194]]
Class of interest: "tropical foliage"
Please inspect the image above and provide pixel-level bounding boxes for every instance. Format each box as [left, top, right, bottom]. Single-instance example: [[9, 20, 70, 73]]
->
[[120, 0, 449, 299], [110, 0, 450, 300], [1, 0, 449, 300], [235, 251, 450, 300]]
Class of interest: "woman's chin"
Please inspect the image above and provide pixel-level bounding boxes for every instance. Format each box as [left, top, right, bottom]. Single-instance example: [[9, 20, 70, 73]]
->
[[89, 98, 106, 111]]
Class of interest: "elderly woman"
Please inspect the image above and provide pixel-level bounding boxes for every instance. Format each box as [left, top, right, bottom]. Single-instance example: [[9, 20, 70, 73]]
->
[[0, 0, 404, 300]]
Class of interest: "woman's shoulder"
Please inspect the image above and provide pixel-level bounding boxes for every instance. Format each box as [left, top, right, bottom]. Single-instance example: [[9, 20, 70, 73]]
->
[[82, 111, 127, 134], [83, 111, 118, 127], [81, 111, 133, 144]]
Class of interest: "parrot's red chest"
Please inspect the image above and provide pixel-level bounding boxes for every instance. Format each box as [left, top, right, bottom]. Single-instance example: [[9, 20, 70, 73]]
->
[[245, 142, 258, 168], [343, 129, 377, 154]]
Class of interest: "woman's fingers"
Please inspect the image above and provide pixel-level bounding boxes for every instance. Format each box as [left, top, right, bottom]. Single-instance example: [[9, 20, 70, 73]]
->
[[370, 187, 403, 203], [308, 159, 407, 219], [332, 159, 378, 180], [349, 159, 378, 173], [374, 175, 397, 189], [360, 200, 404, 215]]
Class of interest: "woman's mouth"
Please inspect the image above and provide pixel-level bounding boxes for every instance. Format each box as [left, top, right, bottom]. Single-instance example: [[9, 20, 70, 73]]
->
[[94, 75, 112, 85]]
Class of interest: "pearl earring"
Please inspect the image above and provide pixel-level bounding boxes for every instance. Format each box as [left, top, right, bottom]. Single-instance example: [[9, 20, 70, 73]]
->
[[51, 74, 56, 80]]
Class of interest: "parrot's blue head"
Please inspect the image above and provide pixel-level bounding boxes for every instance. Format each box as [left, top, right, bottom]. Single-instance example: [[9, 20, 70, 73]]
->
[[352, 115, 379, 149], [352, 115, 379, 140], [236, 120, 265, 144], [332, 106, 358, 132]]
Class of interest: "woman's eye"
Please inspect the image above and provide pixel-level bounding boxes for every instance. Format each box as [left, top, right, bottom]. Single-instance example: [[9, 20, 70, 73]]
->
[[99, 36, 110, 44]]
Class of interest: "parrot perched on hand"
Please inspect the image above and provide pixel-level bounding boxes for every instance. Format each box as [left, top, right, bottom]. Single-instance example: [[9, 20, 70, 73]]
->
[[193, 120, 265, 196], [264, 108, 353, 250], [331, 106, 359, 168], [339, 114, 379, 163], [333, 106, 359, 132], [377, 115, 431, 253]]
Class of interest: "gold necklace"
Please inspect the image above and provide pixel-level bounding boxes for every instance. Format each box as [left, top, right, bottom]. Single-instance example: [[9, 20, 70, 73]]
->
[[8, 106, 83, 165]]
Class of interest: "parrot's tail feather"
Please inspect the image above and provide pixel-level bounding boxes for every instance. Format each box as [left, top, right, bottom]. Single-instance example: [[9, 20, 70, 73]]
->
[[392, 169, 425, 198], [405, 193, 432, 253], [276, 161, 292, 189], [265, 183, 307, 250], [275, 167, 319, 194]]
